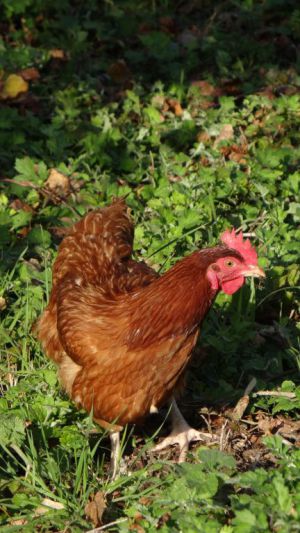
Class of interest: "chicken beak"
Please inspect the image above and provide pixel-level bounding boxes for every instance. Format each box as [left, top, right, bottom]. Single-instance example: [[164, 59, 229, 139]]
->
[[242, 265, 266, 278]]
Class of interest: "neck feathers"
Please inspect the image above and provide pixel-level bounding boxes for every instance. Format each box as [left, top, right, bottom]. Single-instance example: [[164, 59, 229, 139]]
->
[[126, 248, 226, 348]]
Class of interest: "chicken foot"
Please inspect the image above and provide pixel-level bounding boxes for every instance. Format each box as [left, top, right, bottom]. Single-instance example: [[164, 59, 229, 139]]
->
[[153, 398, 213, 462]]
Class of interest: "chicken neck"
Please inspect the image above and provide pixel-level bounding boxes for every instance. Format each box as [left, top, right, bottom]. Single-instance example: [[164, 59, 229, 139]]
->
[[126, 248, 226, 349]]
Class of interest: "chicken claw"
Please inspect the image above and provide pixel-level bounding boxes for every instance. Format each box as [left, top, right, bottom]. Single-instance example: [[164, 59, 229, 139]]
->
[[152, 399, 213, 462]]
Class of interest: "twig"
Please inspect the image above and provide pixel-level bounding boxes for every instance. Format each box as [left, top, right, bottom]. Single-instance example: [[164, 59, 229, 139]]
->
[[2, 178, 81, 218], [231, 396, 249, 421], [253, 390, 296, 399], [85, 518, 128, 532], [244, 377, 257, 396], [230, 378, 258, 421], [219, 420, 230, 451]]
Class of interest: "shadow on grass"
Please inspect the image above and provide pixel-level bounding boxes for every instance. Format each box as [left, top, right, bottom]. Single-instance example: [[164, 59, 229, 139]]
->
[[0, 0, 299, 173]]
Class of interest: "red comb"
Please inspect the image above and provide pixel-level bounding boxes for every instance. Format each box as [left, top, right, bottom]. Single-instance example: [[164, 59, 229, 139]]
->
[[220, 228, 258, 265]]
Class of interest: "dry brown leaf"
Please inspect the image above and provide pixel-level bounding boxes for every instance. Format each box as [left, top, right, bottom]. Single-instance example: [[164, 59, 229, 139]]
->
[[139, 497, 152, 506], [85, 491, 106, 527], [19, 67, 40, 81], [129, 523, 145, 533], [10, 198, 34, 213], [229, 151, 247, 164], [220, 143, 248, 163], [49, 49, 67, 60], [10, 519, 28, 526], [0, 296, 6, 311], [45, 169, 70, 196], [18, 227, 30, 238], [1, 74, 29, 99], [256, 413, 283, 436], [166, 98, 183, 117], [197, 131, 210, 144]]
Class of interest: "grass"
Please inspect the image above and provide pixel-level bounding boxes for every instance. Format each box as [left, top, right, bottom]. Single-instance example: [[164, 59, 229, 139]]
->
[[0, 0, 300, 530]]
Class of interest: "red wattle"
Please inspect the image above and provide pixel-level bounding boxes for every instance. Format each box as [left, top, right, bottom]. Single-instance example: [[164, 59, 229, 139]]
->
[[221, 276, 245, 295]]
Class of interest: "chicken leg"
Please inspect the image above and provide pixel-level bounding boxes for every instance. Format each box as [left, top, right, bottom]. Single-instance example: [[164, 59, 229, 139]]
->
[[110, 431, 121, 479], [153, 398, 212, 462]]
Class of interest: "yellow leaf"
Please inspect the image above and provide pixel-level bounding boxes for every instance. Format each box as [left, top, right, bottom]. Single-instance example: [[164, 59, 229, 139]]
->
[[1, 74, 29, 99]]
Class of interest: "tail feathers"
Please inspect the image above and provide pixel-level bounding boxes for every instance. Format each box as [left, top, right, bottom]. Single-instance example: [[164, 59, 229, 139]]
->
[[71, 198, 133, 260], [52, 198, 135, 287]]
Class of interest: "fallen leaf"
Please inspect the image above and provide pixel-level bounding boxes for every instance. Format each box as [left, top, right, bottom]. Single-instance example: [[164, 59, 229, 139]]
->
[[19, 67, 40, 81], [166, 98, 183, 116], [0, 296, 6, 311], [129, 527, 145, 533], [139, 497, 151, 506], [10, 519, 28, 526], [1, 74, 29, 99], [197, 131, 210, 143], [220, 143, 248, 164], [49, 49, 67, 60], [10, 199, 34, 213], [256, 413, 283, 436], [85, 491, 106, 527], [18, 227, 30, 238], [45, 169, 70, 196], [229, 150, 247, 164]]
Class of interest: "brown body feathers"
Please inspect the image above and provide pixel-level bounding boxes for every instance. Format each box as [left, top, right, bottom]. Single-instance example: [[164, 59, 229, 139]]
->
[[36, 199, 240, 429]]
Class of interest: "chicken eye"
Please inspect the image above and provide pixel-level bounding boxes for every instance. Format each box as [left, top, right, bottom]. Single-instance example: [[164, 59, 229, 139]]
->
[[225, 260, 235, 267]]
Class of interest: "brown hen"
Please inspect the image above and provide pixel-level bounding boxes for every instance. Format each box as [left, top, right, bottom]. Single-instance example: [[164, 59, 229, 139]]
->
[[37, 199, 264, 476]]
